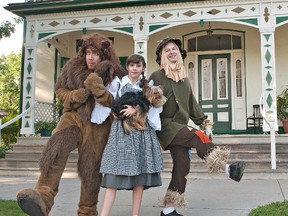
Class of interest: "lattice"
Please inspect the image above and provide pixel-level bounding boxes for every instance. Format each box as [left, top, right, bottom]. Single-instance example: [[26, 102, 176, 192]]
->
[[34, 101, 60, 123]]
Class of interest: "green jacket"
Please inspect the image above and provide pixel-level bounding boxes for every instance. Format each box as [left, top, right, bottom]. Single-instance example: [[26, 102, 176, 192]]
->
[[149, 69, 207, 150]]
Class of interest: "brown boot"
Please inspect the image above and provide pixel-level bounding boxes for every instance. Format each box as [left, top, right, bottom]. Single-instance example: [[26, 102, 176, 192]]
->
[[16, 161, 64, 216], [17, 188, 47, 216], [17, 126, 81, 215]]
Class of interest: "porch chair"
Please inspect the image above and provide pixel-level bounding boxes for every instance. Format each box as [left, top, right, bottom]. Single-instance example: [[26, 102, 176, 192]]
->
[[246, 104, 263, 133]]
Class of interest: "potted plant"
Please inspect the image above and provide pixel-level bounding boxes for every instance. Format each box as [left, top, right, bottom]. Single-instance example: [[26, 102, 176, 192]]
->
[[35, 120, 58, 136], [277, 86, 288, 133]]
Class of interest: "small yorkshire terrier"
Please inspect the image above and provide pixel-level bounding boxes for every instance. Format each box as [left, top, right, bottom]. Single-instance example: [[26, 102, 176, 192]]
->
[[111, 91, 150, 135], [111, 85, 167, 135], [199, 119, 214, 140], [144, 85, 167, 108]]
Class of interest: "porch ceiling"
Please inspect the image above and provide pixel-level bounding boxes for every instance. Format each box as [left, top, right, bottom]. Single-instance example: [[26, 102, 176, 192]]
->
[[5, 0, 205, 17]]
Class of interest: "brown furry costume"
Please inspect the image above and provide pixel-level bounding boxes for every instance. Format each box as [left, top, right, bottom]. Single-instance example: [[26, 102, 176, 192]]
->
[[16, 33, 122, 216]]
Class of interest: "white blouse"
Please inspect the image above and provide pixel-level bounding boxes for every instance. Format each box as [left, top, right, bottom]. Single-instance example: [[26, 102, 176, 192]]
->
[[91, 75, 163, 131]]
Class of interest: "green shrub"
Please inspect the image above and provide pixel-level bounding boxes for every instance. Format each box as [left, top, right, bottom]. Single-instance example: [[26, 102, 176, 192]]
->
[[0, 144, 12, 158], [248, 201, 288, 216], [35, 120, 58, 136], [1, 114, 19, 145]]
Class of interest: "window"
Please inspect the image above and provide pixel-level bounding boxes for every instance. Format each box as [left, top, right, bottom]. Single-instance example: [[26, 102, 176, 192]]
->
[[188, 62, 195, 93], [201, 59, 212, 100], [188, 33, 242, 52], [217, 59, 228, 99], [236, 60, 242, 97]]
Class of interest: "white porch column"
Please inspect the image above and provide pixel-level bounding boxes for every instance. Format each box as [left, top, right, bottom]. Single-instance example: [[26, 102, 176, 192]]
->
[[133, 35, 149, 63], [259, 4, 278, 132], [259, 3, 278, 169], [133, 12, 149, 64], [260, 29, 278, 132], [20, 20, 38, 135]]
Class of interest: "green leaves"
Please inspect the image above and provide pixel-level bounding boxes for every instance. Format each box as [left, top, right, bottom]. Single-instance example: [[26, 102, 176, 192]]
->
[[0, 52, 21, 115], [0, 20, 15, 40], [277, 86, 288, 120], [0, 17, 23, 40]]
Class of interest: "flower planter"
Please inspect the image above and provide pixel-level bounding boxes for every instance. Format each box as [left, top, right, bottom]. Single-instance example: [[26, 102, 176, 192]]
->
[[282, 119, 288, 134]]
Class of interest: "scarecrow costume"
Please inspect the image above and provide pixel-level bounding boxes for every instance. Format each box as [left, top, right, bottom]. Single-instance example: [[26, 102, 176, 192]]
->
[[149, 37, 245, 214], [16, 33, 122, 216]]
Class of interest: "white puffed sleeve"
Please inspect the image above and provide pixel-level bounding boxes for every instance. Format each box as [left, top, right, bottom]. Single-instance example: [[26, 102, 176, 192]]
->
[[147, 106, 163, 131]]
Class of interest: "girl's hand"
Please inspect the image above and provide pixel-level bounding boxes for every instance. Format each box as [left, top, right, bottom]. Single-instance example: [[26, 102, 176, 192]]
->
[[120, 105, 139, 117]]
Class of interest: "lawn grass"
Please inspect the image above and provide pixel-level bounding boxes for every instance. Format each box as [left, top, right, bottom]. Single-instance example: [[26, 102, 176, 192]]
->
[[1, 199, 288, 215], [248, 200, 288, 216], [0, 200, 27, 216]]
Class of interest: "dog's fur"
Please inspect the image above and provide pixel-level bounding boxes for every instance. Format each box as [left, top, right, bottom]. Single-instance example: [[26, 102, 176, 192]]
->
[[112, 91, 150, 134], [145, 85, 167, 108], [112, 85, 167, 134], [199, 119, 214, 140]]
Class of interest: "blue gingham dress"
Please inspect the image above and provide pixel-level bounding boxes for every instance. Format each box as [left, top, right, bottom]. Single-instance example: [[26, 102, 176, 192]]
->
[[100, 83, 163, 190]]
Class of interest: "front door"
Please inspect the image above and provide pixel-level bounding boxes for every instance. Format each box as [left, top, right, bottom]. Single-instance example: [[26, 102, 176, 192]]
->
[[198, 54, 232, 133]]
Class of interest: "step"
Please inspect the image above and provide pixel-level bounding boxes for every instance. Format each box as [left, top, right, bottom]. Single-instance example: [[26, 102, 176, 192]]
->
[[4, 149, 287, 164], [0, 135, 287, 178], [212, 134, 288, 144], [163, 159, 288, 170], [2, 158, 286, 173], [4, 150, 78, 160], [6, 149, 288, 161], [1, 167, 287, 180], [10, 143, 47, 152]]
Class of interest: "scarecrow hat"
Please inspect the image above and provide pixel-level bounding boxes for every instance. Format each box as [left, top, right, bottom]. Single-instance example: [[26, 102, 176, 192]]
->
[[155, 37, 187, 65]]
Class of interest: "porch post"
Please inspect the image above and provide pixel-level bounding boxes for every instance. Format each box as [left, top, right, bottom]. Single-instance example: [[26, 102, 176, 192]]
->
[[133, 35, 149, 63], [133, 12, 149, 66], [259, 3, 278, 169], [20, 21, 38, 135]]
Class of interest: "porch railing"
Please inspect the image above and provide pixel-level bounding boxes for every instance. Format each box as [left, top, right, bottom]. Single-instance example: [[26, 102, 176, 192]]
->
[[0, 102, 37, 130], [0, 101, 59, 131]]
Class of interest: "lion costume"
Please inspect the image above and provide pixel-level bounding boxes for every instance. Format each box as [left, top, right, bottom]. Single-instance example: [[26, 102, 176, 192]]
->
[[16, 33, 122, 216]]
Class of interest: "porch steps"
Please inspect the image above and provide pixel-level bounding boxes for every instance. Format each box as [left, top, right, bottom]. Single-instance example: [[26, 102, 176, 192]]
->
[[0, 135, 288, 179]]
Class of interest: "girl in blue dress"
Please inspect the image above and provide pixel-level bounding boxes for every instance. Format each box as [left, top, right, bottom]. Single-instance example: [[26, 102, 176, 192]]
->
[[100, 54, 164, 216]]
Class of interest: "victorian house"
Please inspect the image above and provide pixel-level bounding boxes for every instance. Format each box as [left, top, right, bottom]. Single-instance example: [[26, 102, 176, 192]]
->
[[4, 0, 288, 136]]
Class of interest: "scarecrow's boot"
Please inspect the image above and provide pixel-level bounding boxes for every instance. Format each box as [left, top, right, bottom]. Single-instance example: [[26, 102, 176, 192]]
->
[[17, 126, 81, 216], [204, 146, 246, 182], [229, 161, 246, 182]]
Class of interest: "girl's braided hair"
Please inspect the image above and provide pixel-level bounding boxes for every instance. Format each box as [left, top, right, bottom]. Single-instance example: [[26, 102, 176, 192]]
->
[[140, 70, 149, 94]]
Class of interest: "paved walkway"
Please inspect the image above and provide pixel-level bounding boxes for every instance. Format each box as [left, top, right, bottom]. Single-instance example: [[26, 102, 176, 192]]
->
[[1, 175, 288, 216]]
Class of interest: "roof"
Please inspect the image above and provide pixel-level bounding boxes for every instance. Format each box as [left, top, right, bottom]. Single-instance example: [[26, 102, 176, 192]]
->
[[5, 0, 205, 17]]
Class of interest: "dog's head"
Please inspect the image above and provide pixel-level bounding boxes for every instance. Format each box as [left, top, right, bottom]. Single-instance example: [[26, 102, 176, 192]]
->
[[145, 85, 167, 108]]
